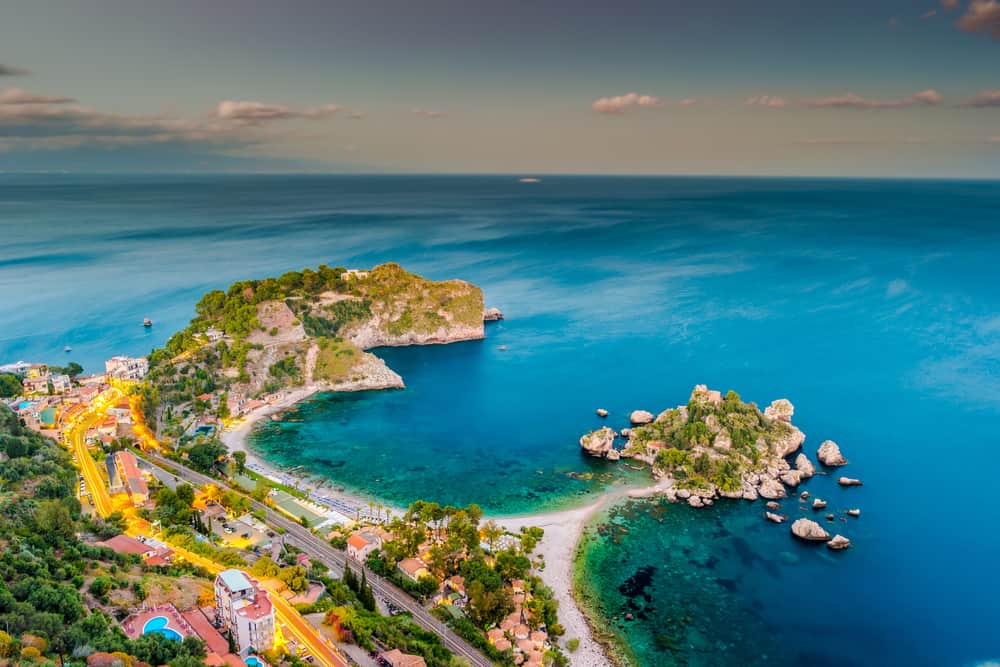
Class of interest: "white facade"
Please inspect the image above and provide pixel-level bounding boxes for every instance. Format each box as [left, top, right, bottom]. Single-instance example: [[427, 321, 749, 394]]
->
[[214, 569, 274, 655], [105, 356, 149, 380]]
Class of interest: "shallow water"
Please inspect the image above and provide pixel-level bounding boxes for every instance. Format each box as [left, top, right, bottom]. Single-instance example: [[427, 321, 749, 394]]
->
[[3, 174, 999, 665]]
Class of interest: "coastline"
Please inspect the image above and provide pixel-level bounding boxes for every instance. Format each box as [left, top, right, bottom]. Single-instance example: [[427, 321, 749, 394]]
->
[[221, 385, 666, 666], [499, 477, 672, 667]]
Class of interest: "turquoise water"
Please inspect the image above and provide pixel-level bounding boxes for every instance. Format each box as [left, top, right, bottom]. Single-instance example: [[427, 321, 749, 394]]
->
[[142, 616, 182, 641], [2, 175, 999, 665], [245, 657, 262, 667]]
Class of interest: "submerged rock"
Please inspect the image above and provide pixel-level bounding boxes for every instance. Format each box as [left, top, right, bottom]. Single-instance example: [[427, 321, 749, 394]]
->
[[765, 512, 786, 524], [580, 427, 616, 458], [790, 518, 831, 542], [838, 476, 863, 487], [630, 410, 655, 425], [817, 440, 848, 466], [794, 453, 816, 478], [827, 534, 851, 551]]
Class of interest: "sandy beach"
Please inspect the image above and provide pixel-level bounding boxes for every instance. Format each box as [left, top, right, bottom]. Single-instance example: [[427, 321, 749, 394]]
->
[[500, 478, 673, 667], [221, 384, 668, 666]]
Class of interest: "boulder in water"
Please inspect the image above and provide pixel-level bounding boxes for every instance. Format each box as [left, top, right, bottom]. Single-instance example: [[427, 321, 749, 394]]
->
[[838, 476, 863, 487], [827, 534, 851, 551], [817, 440, 848, 466], [630, 410, 655, 425], [790, 518, 831, 542], [596, 408, 609, 418]]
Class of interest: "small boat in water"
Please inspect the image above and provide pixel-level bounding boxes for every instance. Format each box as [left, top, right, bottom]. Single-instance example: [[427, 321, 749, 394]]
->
[[143, 318, 152, 327], [64, 345, 72, 353]]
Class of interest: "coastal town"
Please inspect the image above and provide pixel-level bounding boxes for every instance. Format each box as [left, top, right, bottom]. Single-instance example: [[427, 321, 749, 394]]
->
[[0, 344, 561, 667]]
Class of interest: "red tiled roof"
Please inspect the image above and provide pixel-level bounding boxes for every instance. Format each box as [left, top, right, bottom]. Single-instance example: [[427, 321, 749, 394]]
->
[[96, 534, 154, 556], [182, 608, 229, 656]]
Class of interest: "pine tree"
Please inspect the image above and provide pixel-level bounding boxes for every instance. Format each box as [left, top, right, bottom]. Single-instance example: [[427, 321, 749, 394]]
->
[[343, 564, 358, 593]]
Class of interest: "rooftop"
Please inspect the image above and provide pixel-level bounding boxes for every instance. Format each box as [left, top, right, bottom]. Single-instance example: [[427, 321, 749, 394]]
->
[[218, 569, 255, 593]]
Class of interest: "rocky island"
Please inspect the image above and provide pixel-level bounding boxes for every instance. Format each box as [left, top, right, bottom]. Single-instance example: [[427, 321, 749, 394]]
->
[[579, 385, 863, 548]]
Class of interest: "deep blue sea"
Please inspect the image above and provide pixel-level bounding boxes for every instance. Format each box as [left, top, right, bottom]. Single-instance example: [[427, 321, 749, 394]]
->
[[2, 175, 998, 666]]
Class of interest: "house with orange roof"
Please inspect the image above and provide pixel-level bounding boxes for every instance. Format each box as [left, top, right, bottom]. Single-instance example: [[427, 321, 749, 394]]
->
[[380, 649, 427, 667], [397, 557, 430, 582], [347, 531, 382, 562]]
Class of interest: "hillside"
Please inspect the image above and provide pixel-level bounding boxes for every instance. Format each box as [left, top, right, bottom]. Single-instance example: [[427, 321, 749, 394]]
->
[[0, 404, 211, 666], [139, 263, 488, 444]]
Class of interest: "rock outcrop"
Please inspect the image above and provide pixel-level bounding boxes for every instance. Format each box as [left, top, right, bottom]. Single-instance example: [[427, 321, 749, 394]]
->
[[779, 470, 804, 487], [794, 453, 815, 478], [759, 477, 787, 500], [838, 477, 863, 487], [790, 518, 831, 542], [772, 425, 806, 457], [827, 534, 851, 550], [764, 398, 794, 423], [579, 427, 616, 458], [812, 498, 827, 510], [817, 440, 848, 466], [765, 512, 786, 523], [596, 408, 609, 418], [629, 410, 654, 425], [483, 307, 504, 321], [846, 509, 861, 517]]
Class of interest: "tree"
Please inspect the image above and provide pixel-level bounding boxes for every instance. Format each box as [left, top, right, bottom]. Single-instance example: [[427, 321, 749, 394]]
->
[[175, 483, 195, 508], [342, 564, 358, 593], [251, 557, 281, 578], [36, 499, 75, 542], [0, 373, 22, 398], [233, 450, 247, 474], [186, 439, 227, 473], [481, 520, 503, 552]]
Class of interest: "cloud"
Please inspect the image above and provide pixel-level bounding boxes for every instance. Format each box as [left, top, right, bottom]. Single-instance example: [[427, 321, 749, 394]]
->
[[216, 100, 342, 123], [804, 89, 942, 109], [745, 95, 786, 108], [591, 92, 661, 114], [922, 9, 938, 18], [678, 98, 698, 107], [962, 90, 1000, 107], [411, 107, 447, 118], [0, 64, 27, 76], [958, 0, 1000, 37], [0, 88, 75, 105]]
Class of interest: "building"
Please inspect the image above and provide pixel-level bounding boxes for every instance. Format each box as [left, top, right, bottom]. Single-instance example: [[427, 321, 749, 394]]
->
[[346, 531, 382, 562], [380, 649, 427, 667], [114, 450, 149, 504], [22, 375, 51, 395], [50, 374, 71, 394], [397, 557, 429, 582], [214, 569, 275, 656], [105, 356, 149, 380], [95, 534, 172, 564]]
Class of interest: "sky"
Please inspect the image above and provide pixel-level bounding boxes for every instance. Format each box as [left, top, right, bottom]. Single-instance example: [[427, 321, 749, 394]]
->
[[1, 0, 999, 177]]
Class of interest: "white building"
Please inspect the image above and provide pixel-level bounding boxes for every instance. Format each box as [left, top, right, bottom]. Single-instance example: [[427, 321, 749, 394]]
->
[[214, 569, 274, 655], [50, 374, 71, 394], [347, 531, 382, 562], [105, 356, 149, 380]]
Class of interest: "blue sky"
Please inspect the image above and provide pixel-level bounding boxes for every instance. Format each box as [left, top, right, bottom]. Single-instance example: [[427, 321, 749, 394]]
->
[[1, 0, 999, 176]]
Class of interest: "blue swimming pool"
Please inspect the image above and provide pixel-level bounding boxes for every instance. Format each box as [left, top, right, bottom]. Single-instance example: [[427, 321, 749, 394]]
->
[[17, 401, 33, 411], [142, 616, 182, 641], [245, 657, 262, 667]]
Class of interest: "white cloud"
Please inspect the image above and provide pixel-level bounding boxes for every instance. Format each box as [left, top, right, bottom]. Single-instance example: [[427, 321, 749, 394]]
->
[[958, 0, 1000, 37], [591, 92, 661, 114], [745, 95, 786, 108], [0, 88, 74, 105], [411, 107, 447, 118], [962, 90, 1000, 107], [804, 89, 942, 109], [216, 100, 343, 123]]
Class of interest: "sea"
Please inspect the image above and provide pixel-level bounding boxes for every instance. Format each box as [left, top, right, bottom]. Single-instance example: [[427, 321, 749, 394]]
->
[[1, 174, 998, 666]]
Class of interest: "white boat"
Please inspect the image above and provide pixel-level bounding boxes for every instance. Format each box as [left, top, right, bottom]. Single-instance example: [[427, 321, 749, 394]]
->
[[519, 177, 541, 183], [143, 318, 152, 327], [64, 346, 72, 353]]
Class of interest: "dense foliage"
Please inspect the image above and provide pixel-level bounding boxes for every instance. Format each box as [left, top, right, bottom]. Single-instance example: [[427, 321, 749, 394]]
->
[[0, 405, 208, 667]]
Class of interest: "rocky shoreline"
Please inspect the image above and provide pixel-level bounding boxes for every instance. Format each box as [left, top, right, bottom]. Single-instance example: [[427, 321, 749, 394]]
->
[[579, 385, 864, 549]]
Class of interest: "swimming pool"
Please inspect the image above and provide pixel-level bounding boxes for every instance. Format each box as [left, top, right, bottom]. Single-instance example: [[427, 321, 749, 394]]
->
[[142, 616, 183, 641], [245, 657, 263, 667]]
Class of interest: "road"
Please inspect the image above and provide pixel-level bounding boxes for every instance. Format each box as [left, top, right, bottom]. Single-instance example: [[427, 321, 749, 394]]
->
[[63, 388, 120, 518], [136, 450, 494, 667], [62, 389, 347, 667]]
